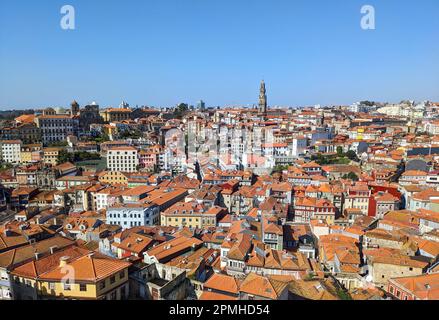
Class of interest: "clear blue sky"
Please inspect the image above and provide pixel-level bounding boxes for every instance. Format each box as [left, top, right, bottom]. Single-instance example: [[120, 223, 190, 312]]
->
[[0, 0, 438, 109]]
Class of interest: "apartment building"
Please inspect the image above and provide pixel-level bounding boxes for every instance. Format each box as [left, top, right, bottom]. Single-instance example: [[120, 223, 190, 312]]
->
[[0, 236, 75, 300], [107, 146, 139, 172], [0, 123, 41, 144], [387, 273, 439, 300], [107, 202, 160, 229], [291, 135, 308, 157], [344, 183, 371, 216], [100, 108, 132, 122], [10, 246, 131, 300], [0, 140, 22, 163], [35, 114, 78, 145], [160, 201, 227, 229], [42, 147, 62, 166], [20, 144, 42, 163]]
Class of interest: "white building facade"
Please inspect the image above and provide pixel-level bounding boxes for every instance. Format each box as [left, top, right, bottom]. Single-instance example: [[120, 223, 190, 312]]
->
[[0, 140, 22, 163], [107, 203, 160, 229], [107, 147, 139, 172]]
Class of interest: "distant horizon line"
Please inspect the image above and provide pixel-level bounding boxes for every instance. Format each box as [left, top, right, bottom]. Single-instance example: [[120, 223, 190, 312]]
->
[[0, 98, 437, 112]]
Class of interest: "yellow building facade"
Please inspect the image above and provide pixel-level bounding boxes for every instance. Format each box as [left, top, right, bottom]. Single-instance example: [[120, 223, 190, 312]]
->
[[98, 171, 129, 186], [10, 248, 131, 300]]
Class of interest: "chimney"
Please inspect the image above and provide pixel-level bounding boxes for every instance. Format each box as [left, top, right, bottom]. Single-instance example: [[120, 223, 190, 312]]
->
[[35, 252, 41, 260], [59, 256, 70, 268], [3, 228, 12, 237], [49, 246, 58, 254]]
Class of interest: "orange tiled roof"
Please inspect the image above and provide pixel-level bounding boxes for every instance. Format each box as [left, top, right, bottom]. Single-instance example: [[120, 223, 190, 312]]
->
[[364, 249, 429, 269], [239, 273, 288, 299], [11, 246, 90, 278], [39, 253, 131, 282], [389, 273, 439, 300], [112, 233, 155, 254], [15, 114, 36, 123], [0, 236, 75, 269], [146, 236, 203, 262], [203, 273, 240, 295], [199, 291, 238, 300], [227, 236, 252, 261], [402, 170, 428, 177]]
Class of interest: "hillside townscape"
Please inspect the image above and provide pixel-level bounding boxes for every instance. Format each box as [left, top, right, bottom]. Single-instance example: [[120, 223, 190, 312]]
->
[[0, 82, 438, 300]]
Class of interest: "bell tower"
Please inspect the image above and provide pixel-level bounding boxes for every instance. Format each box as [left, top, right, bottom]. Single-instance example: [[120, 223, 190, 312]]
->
[[258, 80, 267, 115], [71, 100, 80, 116]]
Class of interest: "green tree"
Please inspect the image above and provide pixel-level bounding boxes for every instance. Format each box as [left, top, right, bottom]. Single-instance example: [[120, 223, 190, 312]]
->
[[74, 151, 101, 162], [0, 162, 13, 171], [342, 172, 359, 181], [57, 150, 74, 164], [173, 103, 189, 119], [336, 146, 344, 157], [272, 164, 290, 174], [57, 150, 101, 165], [336, 288, 352, 300], [48, 141, 68, 147], [345, 150, 359, 162], [360, 100, 375, 107], [94, 132, 110, 143], [119, 130, 142, 139]]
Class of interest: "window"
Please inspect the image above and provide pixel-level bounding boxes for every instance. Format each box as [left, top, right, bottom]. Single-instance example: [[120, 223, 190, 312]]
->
[[110, 276, 116, 284], [100, 281, 106, 290], [119, 271, 125, 279], [63, 283, 71, 291], [121, 286, 126, 300], [80, 284, 87, 292]]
